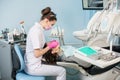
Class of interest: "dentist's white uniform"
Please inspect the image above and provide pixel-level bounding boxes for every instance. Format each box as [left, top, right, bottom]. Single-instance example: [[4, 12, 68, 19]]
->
[[24, 22, 66, 80]]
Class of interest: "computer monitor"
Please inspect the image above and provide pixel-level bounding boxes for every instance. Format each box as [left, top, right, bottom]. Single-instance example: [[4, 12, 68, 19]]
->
[[82, 0, 103, 10], [116, 0, 120, 11]]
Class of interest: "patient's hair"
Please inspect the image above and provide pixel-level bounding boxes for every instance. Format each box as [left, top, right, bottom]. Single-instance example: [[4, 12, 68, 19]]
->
[[42, 43, 58, 65]]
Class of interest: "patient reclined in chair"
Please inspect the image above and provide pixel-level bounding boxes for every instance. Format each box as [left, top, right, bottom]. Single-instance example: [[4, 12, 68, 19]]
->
[[58, 45, 120, 76]]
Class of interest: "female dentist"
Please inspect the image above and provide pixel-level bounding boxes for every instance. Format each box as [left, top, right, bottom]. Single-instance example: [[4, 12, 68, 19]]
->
[[24, 7, 66, 80]]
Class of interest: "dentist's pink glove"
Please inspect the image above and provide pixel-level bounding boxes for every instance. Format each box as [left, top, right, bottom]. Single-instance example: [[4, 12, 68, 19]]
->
[[48, 40, 59, 49]]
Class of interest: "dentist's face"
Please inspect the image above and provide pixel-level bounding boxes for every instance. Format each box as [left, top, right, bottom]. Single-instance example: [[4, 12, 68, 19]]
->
[[44, 19, 56, 30]]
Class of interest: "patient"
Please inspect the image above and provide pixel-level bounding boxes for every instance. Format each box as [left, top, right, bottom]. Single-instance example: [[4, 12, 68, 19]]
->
[[42, 43, 60, 65]]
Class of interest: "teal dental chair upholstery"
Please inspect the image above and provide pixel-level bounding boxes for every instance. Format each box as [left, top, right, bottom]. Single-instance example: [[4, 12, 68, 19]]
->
[[14, 44, 45, 80]]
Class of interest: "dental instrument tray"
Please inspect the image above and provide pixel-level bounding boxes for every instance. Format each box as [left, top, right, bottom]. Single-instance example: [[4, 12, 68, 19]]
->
[[76, 46, 97, 56], [74, 46, 120, 68], [88, 52, 119, 61], [92, 47, 120, 61], [76, 46, 119, 61]]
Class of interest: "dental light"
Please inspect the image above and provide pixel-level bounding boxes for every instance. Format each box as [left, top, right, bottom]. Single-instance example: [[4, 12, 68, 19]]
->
[[50, 26, 65, 46]]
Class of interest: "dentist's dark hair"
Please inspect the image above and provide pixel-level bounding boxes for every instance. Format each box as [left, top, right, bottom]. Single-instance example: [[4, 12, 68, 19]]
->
[[41, 7, 57, 21]]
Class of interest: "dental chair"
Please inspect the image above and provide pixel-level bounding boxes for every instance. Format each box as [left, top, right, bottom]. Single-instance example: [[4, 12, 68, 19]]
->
[[71, 1, 120, 79], [73, 10, 118, 47], [87, 12, 120, 47], [13, 44, 45, 80], [57, 45, 120, 80], [73, 11, 102, 44], [73, 0, 119, 47], [73, 10, 103, 39]]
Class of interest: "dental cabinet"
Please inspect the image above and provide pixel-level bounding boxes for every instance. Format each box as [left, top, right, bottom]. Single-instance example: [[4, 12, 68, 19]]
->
[[0, 68, 1, 80], [0, 39, 25, 80], [0, 40, 13, 80]]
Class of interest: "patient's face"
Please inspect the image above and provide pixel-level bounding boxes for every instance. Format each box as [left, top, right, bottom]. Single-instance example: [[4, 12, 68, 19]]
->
[[51, 45, 60, 54]]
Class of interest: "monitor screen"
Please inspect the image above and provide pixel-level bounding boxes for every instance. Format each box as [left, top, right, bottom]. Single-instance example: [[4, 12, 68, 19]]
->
[[82, 0, 103, 10], [117, 0, 120, 10]]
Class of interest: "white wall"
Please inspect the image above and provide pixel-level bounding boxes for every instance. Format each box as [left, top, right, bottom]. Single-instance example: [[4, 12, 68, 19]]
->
[[0, 0, 96, 44]]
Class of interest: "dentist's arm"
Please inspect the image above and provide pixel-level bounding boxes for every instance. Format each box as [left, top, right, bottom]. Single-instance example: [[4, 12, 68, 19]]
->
[[34, 40, 59, 58], [34, 46, 50, 58]]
